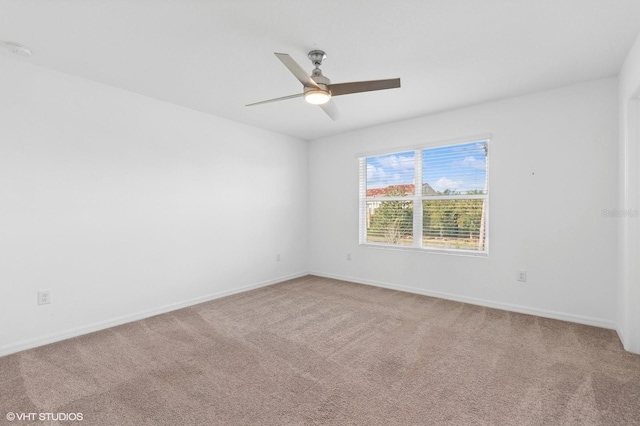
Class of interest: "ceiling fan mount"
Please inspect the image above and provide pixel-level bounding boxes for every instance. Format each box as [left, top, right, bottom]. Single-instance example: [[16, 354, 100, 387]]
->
[[308, 50, 327, 68], [246, 49, 400, 120]]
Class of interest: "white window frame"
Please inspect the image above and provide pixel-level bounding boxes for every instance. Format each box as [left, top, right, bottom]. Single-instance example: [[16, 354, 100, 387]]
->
[[358, 136, 490, 257]]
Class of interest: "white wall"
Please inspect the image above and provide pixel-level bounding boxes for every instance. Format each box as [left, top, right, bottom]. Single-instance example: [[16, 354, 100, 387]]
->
[[618, 34, 640, 353], [0, 57, 308, 356], [309, 78, 619, 328]]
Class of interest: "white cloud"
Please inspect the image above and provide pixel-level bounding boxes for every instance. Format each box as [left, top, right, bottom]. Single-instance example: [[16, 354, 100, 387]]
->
[[367, 154, 414, 188], [367, 163, 385, 183], [460, 156, 486, 170], [377, 154, 414, 171], [433, 177, 463, 192]]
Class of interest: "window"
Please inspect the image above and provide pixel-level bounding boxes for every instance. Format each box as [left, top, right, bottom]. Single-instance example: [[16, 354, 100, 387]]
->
[[359, 139, 489, 254]]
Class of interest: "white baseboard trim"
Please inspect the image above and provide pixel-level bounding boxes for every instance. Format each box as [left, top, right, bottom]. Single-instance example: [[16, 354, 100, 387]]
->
[[310, 271, 617, 331], [617, 325, 626, 348], [0, 271, 308, 357]]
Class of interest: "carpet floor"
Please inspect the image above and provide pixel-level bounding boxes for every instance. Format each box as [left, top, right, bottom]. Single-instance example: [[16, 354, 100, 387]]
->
[[2, 275, 640, 425]]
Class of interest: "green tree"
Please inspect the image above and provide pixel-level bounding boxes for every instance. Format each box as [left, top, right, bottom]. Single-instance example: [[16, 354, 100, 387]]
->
[[423, 189, 484, 243], [369, 186, 413, 244], [423, 189, 459, 239], [455, 192, 484, 240]]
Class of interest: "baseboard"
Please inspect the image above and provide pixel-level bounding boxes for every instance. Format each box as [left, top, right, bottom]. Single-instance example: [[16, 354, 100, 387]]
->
[[617, 324, 626, 348], [617, 324, 640, 354], [0, 271, 308, 357], [310, 271, 617, 330]]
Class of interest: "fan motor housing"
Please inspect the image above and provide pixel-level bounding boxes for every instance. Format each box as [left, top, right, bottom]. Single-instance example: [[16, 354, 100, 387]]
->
[[305, 70, 332, 104], [311, 75, 330, 86]]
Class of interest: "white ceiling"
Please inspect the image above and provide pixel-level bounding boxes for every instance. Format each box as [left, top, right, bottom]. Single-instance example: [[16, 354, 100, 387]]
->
[[1, 0, 640, 141]]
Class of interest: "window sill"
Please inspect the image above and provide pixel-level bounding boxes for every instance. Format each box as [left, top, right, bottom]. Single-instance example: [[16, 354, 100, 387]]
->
[[360, 243, 488, 258]]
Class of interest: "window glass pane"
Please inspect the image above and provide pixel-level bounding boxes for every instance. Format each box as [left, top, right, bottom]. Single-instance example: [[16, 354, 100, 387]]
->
[[366, 200, 413, 245], [366, 151, 415, 197], [422, 141, 487, 195], [423, 199, 486, 251]]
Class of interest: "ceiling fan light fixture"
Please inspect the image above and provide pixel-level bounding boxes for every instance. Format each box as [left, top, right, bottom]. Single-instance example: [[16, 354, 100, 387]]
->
[[304, 89, 331, 105]]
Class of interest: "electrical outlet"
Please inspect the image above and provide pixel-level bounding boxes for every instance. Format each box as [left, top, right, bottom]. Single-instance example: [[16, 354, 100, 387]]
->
[[517, 270, 527, 282], [276, 253, 281, 262], [347, 252, 351, 261], [38, 290, 51, 305]]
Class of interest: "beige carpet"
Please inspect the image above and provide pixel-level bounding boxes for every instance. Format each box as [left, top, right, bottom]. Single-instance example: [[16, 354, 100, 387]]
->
[[2, 275, 640, 425]]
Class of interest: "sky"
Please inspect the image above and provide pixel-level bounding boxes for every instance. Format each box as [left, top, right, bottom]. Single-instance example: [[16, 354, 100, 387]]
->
[[366, 141, 487, 194]]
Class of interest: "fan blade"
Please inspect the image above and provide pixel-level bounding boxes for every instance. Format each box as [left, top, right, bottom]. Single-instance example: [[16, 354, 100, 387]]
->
[[246, 93, 303, 107], [274, 53, 320, 89], [319, 100, 340, 121], [329, 78, 400, 96]]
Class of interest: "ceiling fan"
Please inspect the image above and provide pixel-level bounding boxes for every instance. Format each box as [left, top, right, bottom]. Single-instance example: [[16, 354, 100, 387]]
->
[[246, 50, 400, 120]]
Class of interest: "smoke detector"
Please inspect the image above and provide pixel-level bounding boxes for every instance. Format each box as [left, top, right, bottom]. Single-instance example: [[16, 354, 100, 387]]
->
[[2, 42, 32, 57]]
